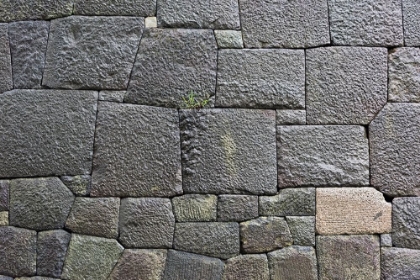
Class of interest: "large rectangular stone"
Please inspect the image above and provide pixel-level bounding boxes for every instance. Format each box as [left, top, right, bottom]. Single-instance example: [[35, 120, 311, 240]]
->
[[392, 197, 420, 250], [74, 0, 156, 16], [0, 24, 12, 93], [0, 0, 73, 22], [382, 247, 420, 279], [403, 0, 420, 46]]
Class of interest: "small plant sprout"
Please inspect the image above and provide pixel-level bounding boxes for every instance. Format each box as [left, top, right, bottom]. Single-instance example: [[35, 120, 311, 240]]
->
[[182, 91, 210, 109]]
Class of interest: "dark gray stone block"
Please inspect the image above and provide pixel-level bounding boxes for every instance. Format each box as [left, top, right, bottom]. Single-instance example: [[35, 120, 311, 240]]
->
[[125, 29, 217, 108], [278, 126, 369, 187], [216, 49, 305, 109], [382, 247, 420, 280], [403, 0, 420, 46], [393, 198, 420, 249], [223, 254, 269, 280], [180, 109, 277, 195], [0, 0, 73, 22], [217, 195, 258, 222], [259, 188, 315, 216], [306, 47, 387, 124], [74, 0, 156, 16], [60, 175, 91, 197], [277, 110, 306, 125], [0, 90, 97, 177], [214, 30, 243, 48], [43, 16, 143, 90], [286, 216, 315, 246], [9, 177, 74, 231], [90, 102, 182, 197], [0, 24, 12, 93], [0, 181, 9, 211], [172, 194, 217, 222]]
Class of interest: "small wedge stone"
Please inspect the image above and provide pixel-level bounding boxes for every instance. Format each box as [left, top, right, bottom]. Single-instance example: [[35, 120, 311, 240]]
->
[[277, 110, 306, 125], [0, 212, 8, 226], [259, 188, 315, 216], [286, 216, 315, 246], [381, 234, 392, 247], [214, 30, 243, 49], [60, 175, 91, 197], [98, 91, 125, 103], [172, 194, 217, 222]]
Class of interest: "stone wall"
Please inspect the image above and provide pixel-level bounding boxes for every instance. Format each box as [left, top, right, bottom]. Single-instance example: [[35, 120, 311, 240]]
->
[[0, 1, 419, 279]]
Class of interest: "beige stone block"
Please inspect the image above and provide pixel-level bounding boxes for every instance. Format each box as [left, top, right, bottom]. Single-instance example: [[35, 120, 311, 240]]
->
[[0, 211, 9, 226], [145, 17, 157, 28]]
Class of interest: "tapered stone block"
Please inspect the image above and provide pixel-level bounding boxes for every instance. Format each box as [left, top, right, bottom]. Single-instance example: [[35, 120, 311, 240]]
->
[[37, 230, 70, 278], [393, 198, 420, 249]]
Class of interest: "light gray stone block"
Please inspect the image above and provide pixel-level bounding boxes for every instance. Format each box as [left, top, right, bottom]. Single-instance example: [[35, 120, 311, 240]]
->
[[217, 195, 258, 222], [382, 247, 420, 279], [0, 0, 73, 22], [214, 30, 243, 49], [393, 198, 420, 249], [0, 181, 9, 211], [0, 276, 13, 280], [223, 254, 269, 280], [60, 175, 91, 197], [403, 0, 420, 46], [0, 212, 8, 226], [381, 234, 392, 247], [277, 110, 306, 125], [259, 188, 315, 216], [98, 91, 125, 102], [0, 24, 12, 93], [286, 216, 315, 246], [74, 0, 156, 16], [172, 194, 217, 222]]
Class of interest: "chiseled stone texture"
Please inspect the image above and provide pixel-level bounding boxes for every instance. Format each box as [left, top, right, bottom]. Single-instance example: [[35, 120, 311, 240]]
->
[[214, 30, 243, 49], [180, 109, 277, 195], [60, 175, 91, 197], [43, 16, 143, 90], [217, 195, 258, 222], [316, 188, 391, 235], [91, 103, 182, 197], [37, 230, 70, 278], [0, 0, 73, 22], [174, 222, 239, 259], [317, 235, 380, 280], [126, 29, 217, 108], [0, 212, 8, 226], [9, 178, 75, 231], [61, 234, 124, 280], [74, 0, 156, 16], [0, 181, 9, 211], [392, 197, 420, 250], [65, 197, 120, 239], [8, 21, 49, 89], [268, 246, 318, 280], [278, 125, 369, 187], [259, 188, 315, 216], [163, 250, 224, 280], [389, 47, 420, 102], [119, 198, 175, 248], [286, 216, 315, 246], [172, 194, 217, 222], [382, 247, 420, 280], [381, 234, 393, 247], [0, 226, 36, 277], [223, 254, 269, 280], [240, 217, 292, 253], [216, 49, 305, 109], [239, 0, 329, 48], [98, 91, 125, 103], [306, 47, 387, 124], [370, 103, 420, 196], [329, 0, 403, 46], [403, 0, 420, 46], [277, 110, 306, 125], [0, 90, 97, 177], [109, 249, 167, 280], [0, 24, 12, 93]]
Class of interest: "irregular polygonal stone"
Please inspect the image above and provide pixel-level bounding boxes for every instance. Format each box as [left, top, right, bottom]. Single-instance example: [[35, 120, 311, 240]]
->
[[119, 198, 175, 248], [268, 246, 317, 280], [214, 30, 243, 48], [286, 216, 315, 246], [60, 175, 91, 197], [403, 0, 420, 46], [239, 0, 329, 48], [259, 188, 315, 216], [277, 110, 306, 125], [306, 47, 387, 124], [329, 0, 403, 46], [392, 197, 420, 249], [216, 49, 305, 109], [316, 188, 391, 235], [125, 29, 217, 107], [278, 126, 369, 187], [381, 234, 392, 247], [240, 217, 292, 253], [0, 181, 9, 211], [43, 16, 143, 89], [0, 0, 73, 22], [174, 222, 239, 259], [181, 109, 277, 194], [0, 24, 12, 93], [163, 250, 224, 280], [0, 226, 36, 277], [217, 195, 258, 222], [0, 90, 97, 177], [0, 212, 8, 226], [8, 21, 49, 89], [74, 0, 156, 16], [9, 178, 75, 231], [382, 247, 420, 279], [91, 103, 182, 197], [65, 197, 120, 239], [317, 235, 380, 280], [370, 103, 420, 196], [109, 250, 167, 280], [98, 91, 125, 102], [37, 230, 70, 278], [61, 234, 124, 280], [172, 194, 217, 222], [157, 0, 240, 29], [223, 254, 269, 280]]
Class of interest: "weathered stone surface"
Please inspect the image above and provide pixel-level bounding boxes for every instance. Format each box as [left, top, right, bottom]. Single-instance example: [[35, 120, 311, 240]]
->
[[0, 0, 73, 22], [174, 222, 239, 259], [157, 0, 240, 29], [163, 250, 224, 280], [370, 103, 420, 196], [268, 246, 317, 280], [214, 30, 243, 48], [9, 178, 75, 231], [181, 109, 277, 194], [98, 91, 125, 103], [125, 29, 217, 107], [0, 226, 36, 277], [216, 49, 305, 109], [286, 216, 315, 246], [278, 126, 369, 187], [0, 212, 8, 226], [14, 277, 58, 280], [382, 247, 420, 279], [60, 175, 91, 197], [173, 194, 217, 222], [317, 235, 380, 280], [65, 197, 120, 239], [0, 24, 12, 93], [43, 16, 143, 90], [277, 110, 306, 125], [223, 254, 269, 280], [91, 102, 182, 197], [8, 21, 49, 89], [403, 0, 420, 46], [0, 276, 13, 280], [74, 0, 156, 16], [306, 47, 387, 124], [109, 249, 167, 280], [316, 188, 392, 235], [240, 217, 292, 253], [392, 197, 420, 249], [0, 181, 9, 211], [217, 195, 258, 222], [119, 198, 175, 248], [389, 47, 420, 102], [381, 234, 392, 247], [329, 0, 403, 46], [240, 0, 329, 48], [37, 230, 70, 278], [0, 90, 97, 177], [259, 188, 315, 216], [61, 234, 124, 280]]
